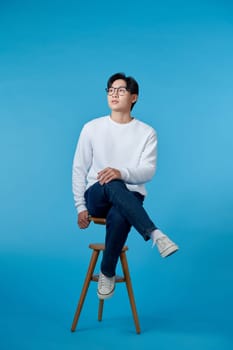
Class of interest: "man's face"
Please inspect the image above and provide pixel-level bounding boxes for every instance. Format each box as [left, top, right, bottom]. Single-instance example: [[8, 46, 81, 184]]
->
[[107, 79, 137, 113]]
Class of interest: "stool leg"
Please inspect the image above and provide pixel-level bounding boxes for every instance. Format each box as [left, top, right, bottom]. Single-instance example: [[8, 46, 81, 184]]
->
[[98, 299, 104, 321], [120, 252, 141, 334], [71, 249, 100, 331]]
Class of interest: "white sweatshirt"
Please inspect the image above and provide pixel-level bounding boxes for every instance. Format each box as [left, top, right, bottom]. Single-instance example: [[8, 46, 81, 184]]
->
[[72, 115, 157, 213]]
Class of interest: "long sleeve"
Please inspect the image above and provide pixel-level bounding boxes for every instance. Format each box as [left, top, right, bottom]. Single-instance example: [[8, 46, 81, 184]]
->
[[72, 125, 93, 213], [119, 129, 157, 184]]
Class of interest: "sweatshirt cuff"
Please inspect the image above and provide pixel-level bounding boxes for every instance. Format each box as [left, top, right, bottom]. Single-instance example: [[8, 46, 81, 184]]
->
[[77, 204, 88, 214], [119, 168, 129, 182]]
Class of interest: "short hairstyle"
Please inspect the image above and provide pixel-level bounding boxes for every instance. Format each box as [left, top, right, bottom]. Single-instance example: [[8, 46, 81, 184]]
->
[[107, 72, 139, 110]]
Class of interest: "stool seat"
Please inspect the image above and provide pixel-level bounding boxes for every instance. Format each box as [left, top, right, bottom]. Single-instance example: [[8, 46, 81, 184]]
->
[[89, 217, 106, 225], [71, 217, 141, 334]]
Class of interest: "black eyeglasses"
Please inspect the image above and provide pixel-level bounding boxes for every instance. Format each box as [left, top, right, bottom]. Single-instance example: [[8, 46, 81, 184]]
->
[[105, 87, 129, 96]]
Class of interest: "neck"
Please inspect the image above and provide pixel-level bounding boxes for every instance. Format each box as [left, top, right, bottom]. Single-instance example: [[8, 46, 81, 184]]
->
[[110, 111, 133, 124]]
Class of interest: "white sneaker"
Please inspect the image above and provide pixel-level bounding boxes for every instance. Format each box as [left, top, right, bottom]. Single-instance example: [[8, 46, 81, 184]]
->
[[156, 236, 179, 258], [97, 272, 115, 300]]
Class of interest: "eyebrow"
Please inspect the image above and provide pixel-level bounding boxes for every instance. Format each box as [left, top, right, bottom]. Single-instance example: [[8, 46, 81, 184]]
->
[[110, 85, 127, 88]]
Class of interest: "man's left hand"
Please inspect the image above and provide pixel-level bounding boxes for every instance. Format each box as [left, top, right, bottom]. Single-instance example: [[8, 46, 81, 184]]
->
[[97, 167, 121, 185]]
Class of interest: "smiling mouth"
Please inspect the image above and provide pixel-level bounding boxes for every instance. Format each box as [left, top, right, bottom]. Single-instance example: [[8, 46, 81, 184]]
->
[[111, 100, 119, 103]]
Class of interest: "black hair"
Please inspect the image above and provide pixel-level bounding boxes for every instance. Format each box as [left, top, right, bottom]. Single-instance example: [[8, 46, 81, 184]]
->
[[107, 72, 139, 110]]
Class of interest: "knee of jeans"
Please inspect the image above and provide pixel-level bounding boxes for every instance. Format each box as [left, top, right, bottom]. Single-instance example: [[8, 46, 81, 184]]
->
[[104, 179, 125, 192]]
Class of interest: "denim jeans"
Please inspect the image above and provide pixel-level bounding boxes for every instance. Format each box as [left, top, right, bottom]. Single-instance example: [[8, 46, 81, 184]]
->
[[84, 180, 157, 277]]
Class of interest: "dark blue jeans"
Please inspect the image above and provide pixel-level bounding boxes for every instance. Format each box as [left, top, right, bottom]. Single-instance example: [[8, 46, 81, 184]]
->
[[84, 180, 157, 277]]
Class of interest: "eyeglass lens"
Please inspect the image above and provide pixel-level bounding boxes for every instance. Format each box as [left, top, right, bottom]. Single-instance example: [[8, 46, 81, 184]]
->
[[106, 87, 127, 96]]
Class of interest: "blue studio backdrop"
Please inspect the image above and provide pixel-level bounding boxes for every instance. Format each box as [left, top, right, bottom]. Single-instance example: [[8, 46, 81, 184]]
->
[[0, 1, 233, 349]]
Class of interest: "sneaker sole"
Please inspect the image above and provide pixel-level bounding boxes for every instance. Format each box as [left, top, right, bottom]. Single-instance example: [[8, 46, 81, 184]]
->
[[161, 245, 179, 258]]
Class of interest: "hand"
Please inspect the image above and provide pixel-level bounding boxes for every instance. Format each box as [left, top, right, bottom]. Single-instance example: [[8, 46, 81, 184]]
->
[[97, 167, 121, 185], [78, 210, 90, 229]]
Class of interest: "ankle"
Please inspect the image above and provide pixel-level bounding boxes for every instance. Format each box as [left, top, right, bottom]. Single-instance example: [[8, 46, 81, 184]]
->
[[150, 229, 166, 246]]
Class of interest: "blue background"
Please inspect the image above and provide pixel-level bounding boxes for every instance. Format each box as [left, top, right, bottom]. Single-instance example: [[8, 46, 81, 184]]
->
[[0, 0, 233, 349]]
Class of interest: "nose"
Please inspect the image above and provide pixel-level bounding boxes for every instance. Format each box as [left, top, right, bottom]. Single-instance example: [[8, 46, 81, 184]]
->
[[112, 88, 119, 97]]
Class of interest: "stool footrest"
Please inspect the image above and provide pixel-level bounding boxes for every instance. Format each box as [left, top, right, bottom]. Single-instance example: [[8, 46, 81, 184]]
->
[[89, 243, 128, 252], [91, 274, 126, 283]]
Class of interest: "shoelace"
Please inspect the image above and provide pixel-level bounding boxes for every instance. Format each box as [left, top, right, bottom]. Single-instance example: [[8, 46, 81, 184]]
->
[[99, 273, 114, 290], [156, 237, 171, 250], [99, 273, 106, 288]]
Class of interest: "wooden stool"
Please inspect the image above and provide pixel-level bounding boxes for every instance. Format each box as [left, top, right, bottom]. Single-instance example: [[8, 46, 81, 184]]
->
[[71, 217, 141, 334]]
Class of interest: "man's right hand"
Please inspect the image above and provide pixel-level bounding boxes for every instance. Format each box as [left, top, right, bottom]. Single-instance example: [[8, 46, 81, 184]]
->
[[78, 210, 90, 229]]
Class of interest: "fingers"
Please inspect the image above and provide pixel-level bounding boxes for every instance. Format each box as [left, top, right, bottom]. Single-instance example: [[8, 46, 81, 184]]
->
[[78, 219, 89, 229], [78, 211, 90, 229], [97, 167, 121, 185]]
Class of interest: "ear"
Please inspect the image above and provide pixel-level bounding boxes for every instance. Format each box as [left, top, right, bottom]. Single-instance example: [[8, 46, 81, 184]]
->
[[131, 94, 138, 103]]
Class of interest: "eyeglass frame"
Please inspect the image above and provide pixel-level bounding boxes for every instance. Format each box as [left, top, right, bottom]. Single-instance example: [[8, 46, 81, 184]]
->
[[105, 86, 130, 96]]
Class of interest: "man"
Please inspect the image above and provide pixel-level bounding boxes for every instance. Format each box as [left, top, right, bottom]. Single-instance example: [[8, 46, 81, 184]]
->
[[72, 72, 178, 300]]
